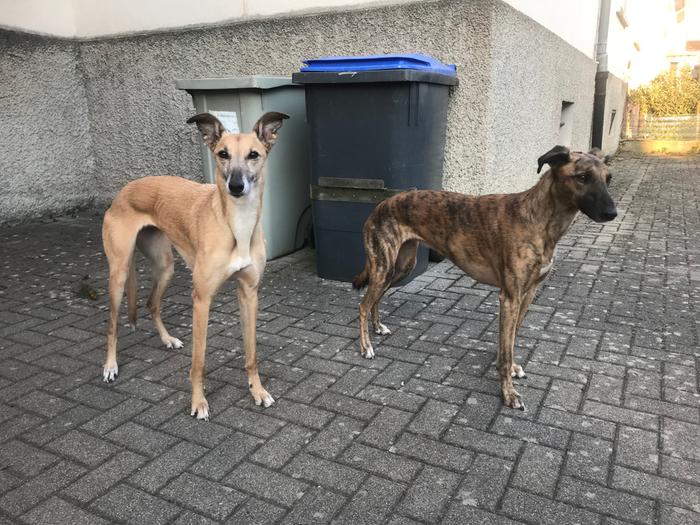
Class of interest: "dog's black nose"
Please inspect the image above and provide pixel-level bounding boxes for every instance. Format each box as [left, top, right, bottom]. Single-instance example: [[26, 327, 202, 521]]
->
[[228, 183, 245, 196], [601, 208, 617, 221]]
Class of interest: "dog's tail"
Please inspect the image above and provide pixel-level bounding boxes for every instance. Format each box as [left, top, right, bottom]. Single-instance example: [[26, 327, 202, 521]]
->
[[126, 256, 138, 327], [352, 263, 369, 290]]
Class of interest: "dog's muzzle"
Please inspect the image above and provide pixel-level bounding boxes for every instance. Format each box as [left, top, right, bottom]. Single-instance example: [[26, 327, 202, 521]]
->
[[226, 174, 249, 198]]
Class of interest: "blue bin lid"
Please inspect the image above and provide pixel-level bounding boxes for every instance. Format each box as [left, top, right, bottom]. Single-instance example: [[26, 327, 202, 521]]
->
[[300, 53, 456, 76]]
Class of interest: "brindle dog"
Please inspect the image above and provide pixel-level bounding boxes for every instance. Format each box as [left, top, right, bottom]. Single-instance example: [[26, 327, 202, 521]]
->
[[353, 146, 616, 410]]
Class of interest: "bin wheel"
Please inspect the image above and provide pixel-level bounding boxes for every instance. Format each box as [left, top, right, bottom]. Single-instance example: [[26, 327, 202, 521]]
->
[[429, 249, 445, 263]]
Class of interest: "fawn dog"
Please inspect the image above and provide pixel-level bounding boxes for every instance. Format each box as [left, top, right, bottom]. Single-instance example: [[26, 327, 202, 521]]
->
[[102, 112, 288, 420], [353, 146, 616, 410]]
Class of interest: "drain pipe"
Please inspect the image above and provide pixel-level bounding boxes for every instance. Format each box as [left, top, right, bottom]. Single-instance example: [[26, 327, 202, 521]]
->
[[591, 0, 611, 149]]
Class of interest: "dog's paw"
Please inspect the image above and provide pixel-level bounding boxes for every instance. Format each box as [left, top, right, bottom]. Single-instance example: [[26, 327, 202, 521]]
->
[[362, 344, 375, 359], [190, 399, 210, 421], [102, 363, 118, 383], [510, 363, 526, 379], [502, 387, 525, 411], [163, 336, 184, 349], [374, 323, 392, 336], [251, 386, 275, 408]]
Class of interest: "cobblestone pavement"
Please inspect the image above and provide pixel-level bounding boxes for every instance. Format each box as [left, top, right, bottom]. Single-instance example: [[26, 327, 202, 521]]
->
[[1, 153, 698, 525]]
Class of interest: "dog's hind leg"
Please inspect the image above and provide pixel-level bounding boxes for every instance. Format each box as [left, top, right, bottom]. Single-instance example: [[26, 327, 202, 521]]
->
[[136, 227, 182, 349], [102, 213, 141, 382], [509, 286, 537, 379], [371, 240, 420, 336]]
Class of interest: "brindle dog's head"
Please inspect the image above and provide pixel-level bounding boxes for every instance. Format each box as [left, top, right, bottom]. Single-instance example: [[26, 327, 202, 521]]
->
[[537, 145, 617, 222], [187, 112, 289, 198]]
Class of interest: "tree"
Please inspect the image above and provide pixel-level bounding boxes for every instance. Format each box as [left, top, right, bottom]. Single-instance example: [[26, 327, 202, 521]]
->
[[629, 66, 700, 116]]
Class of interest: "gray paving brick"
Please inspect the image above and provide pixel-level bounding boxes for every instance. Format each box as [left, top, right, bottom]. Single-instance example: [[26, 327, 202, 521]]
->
[[538, 406, 616, 440], [328, 366, 379, 395], [616, 425, 659, 472], [266, 398, 334, 429], [404, 377, 468, 404], [106, 421, 179, 456], [305, 415, 363, 459], [661, 455, 700, 484], [501, 488, 601, 525], [160, 472, 246, 520], [91, 483, 181, 524], [393, 432, 473, 472], [564, 433, 613, 484], [342, 442, 421, 482], [314, 391, 380, 421], [455, 391, 502, 430], [66, 383, 127, 410], [172, 510, 219, 525], [442, 503, 524, 525], [228, 497, 286, 524], [0, 440, 58, 477], [333, 475, 406, 525], [625, 395, 699, 424], [62, 450, 147, 503], [22, 404, 100, 446], [224, 461, 308, 506], [662, 419, 700, 461], [397, 465, 460, 522], [557, 475, 654, 524], [130, 440, 208, 492], [407, 399, 459, 439], [373, 361, 420, 388], [160, 413, 233, 448], [215, 405, 286, 438], [358, 406, 413, 448], [47, 429, 120, 467], [587, 374, 624, 404], [81, 398, 152, 435], [659, 505, 700, 525], [13, 389, 75, 417], [250, 423, 314, 469], [20, 496, 109, 525], [612, 465, 700, 513], [443, 424, 521, 460], [0, 460, 85, 516], [284, 452, 366, 494], [189, 431, 263, 481], [491, 414, 571, 449], [457, 453, 512, 511], [281, 486, 345, 524], [512, 443, 564, 497], [357, 384, 426, 412], [284, 372, 336, 403]]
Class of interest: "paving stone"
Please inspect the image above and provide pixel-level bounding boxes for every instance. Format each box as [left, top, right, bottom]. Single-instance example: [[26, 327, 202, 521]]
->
[[0, 460, 85, 516], [397, 465, 460, 522], [543, 379, 585, 412], [265, 398, 334, 430], [130, 440, 208, 492], [659, 504, 700, 525], [443, 425, 521, 460], [305, 414, 363, 459], [0, 440, 58, 477], [46, 429, 120, 467], [616, 425, 659, 472], [284, 452, 366, 494], [454, 391, 502, 430], [333, 475, 406, 525], [512, 443, 564, 497], [159, 414, 233, 448], [557, 475, 654, 524], [442, 503, 524, 525], [491, 415, 570, 449], [20, 496, 109, 525], [280, 486, 345, 524], [314, 391, 380, 421], [189, 431, 263, 481], [358, 406, 413, 448], [564, 433, 613, 484], [407, 399, 459, 439], [357, 385, 426, 412], [160, 472, 246, 520], [227, 497, 286, 524], [81, 398, 152, 434], [611, 465, 700, 513], [393, 432, 473, 472], [328, 366, 379, 395], [660, 455, 700, 484], [106, 421, 179, 456], [62, 450, 147, 503], [224, 461, 308, 506], [662, 419, 700, 461], [91, 483, 181, 524], [538, 406, 616, 440], [12, 389, 75, 418], [215, 405, 286, 438], [250, 423, 314, 469], [22, 404, 100, 446], [501, 488, 601, 525], [341, 442, 421, 482]]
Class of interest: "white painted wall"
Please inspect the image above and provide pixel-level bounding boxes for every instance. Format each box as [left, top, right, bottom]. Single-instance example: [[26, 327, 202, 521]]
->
[[0, 0, 422, 37], [501, 0, 600, 58]]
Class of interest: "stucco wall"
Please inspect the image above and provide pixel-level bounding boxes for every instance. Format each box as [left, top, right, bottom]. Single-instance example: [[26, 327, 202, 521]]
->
[[484, 1, 597, 194], [0, 31, 94, 223], [0, 0, 597, 223]]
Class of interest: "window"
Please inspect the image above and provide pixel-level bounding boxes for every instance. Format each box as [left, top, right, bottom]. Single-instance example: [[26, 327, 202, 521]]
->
[[558, 101, 574, 147]]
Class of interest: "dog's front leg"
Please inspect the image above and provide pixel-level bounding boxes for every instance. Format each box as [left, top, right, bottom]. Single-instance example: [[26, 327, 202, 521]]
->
[[497, 289, 525, 410], [190, 287, 213, 420], [237, 265, 274, 407]]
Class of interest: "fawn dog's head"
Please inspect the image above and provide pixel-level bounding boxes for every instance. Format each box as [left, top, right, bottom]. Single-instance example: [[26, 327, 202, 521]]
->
[[187, 112, 289, 198]]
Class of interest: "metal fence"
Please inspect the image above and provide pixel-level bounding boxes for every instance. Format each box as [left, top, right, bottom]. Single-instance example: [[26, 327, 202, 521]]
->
[[625, 112, 700, 140]]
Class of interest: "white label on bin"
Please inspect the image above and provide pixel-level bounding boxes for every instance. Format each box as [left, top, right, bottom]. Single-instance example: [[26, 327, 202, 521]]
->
[[210, 110, 240, 134]]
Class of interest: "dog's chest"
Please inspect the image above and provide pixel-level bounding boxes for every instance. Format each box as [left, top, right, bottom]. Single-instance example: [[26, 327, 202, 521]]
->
[[228, 194, 258, 254]]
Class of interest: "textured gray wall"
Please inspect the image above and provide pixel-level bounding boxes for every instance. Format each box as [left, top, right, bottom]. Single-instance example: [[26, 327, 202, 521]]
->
[[0, 0, 597, 223], [0, 31, 93, 223], [484, 0, 597, 194]]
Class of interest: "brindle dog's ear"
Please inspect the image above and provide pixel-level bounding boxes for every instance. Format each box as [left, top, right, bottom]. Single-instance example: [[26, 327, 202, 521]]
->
[[588, 148, 611, 165], [537, 145, 571, 174], [187, 113, 226, 151], [253, 112, 290, 151]]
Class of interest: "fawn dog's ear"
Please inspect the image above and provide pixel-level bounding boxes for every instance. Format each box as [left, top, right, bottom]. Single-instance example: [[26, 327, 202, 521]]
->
[[537, 145, 571, 174], [253, 112, 290, 151], [187, 113, 226, 151]]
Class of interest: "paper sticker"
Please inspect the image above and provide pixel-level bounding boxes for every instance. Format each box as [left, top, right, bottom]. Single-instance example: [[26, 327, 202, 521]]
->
[[210, 110, 240, 133]]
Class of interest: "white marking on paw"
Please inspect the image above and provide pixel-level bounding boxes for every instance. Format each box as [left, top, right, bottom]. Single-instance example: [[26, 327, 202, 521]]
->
[[102, 364, 118, 382], [164, 337, 183, 349], [364, 345, 375, 359], [191, 405, 209, 421], [263, 394, 275, 408], [375, 323, 392, 335]]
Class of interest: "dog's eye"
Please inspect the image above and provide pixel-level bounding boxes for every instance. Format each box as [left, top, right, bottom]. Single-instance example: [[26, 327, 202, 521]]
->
[[217, 150, 230, 160], [573, 173, 587, 183], [247, 151, 260, 160]]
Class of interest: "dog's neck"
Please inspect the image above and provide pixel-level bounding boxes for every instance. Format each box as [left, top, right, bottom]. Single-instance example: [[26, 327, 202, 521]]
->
[[523, 170, 579, 249], [213, 171, 264, 255]]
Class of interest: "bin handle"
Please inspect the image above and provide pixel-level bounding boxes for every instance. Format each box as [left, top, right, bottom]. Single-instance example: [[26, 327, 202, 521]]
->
[[317, 177, 385, 190]]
